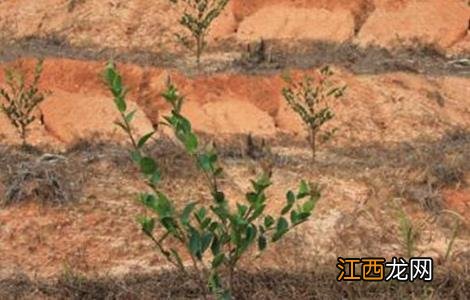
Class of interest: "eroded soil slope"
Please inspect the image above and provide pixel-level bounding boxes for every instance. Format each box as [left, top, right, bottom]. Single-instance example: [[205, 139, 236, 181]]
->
[[0, 0, 469, 55], [0, 57, 468, 284], [0, 1, 469, 298]]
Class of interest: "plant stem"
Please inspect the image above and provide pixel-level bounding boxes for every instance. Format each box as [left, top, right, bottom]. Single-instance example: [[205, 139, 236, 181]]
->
[[308, 127, 317, 163], [20, 125, 27, 146], [196, 35, 204, 70]]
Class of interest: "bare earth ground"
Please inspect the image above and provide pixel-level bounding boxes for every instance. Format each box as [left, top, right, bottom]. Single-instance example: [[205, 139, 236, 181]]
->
[[0, 0, 470, 299]]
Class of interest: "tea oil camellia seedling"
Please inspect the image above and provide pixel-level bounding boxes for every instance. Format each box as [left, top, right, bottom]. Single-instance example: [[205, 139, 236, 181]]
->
[[0, 59, 47, 145], [169, 0, 230, 67], [105, 62, 320, 299], [282, 66, 346, 163]]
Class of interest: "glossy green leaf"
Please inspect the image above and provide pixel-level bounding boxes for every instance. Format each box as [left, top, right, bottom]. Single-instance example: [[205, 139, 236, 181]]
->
[[297, 180, 310, 198], [211, 234, 220, 255], [136, 216, 155, 234], [302, 199, 316, 213], [124, 110, 137, 123], [181, 202, 197, 225], [272, 217, 289, 242], [189, 229, 202, 259], [201, 232, 213, 253], [183, 132, 198, 154], [212, 191, 225, 204], [281, 191, 296, 215], [264, 215, 275, 228], [140, 157, 157, 175], [114, 95, 126, 113], [212, 253, 225, 268], [130, 150, 141, 163], [138, 131, 155, 148], [258, 235, 267, 251]]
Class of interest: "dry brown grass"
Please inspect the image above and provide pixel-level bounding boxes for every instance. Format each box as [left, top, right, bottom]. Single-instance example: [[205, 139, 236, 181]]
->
[[1, 265, 469, 300], [0, 145, 83, 206]]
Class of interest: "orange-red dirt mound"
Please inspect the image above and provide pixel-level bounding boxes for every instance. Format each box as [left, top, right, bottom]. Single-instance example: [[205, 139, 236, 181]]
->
[[0, 0, 469, 54], [0, 58, 469, 148]]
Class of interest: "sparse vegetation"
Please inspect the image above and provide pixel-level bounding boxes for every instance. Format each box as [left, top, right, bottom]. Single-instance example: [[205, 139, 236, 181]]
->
[[282, 66, 346, 162], [0, 59, 47, 145], [443, 210, 463, 262], [105, 62, 319, 298], [2, 152, 79, 206], [169, 0, 230, 67], [396, 205, 419, 258]]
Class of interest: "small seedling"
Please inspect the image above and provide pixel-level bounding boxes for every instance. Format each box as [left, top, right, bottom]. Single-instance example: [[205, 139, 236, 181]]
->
[[0, 59, 47, 145], [442, 210, 463, 262], [282, 66, 346, 162], [105, 62, 320, 299], [397, 206, 419, 258], [169, 0, 230, 67]]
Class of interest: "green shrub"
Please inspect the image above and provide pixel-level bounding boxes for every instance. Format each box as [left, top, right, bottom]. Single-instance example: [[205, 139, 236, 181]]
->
[[282, 66, 346, 162], [105, 62, 320, 299], [0, 59, 47, 145], [169, 0, 230, 67]]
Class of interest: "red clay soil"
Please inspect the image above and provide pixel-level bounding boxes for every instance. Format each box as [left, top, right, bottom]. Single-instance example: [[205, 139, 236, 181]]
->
[[0, 0, 469, 294], [1, 57, 469, 147], [0, 0, 469, 53]]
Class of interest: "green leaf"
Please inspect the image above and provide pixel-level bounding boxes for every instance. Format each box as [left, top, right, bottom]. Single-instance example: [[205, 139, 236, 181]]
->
[[149, 170, 161, 186], [201, 218, 211, 229], [114, 95, 126, 113], [297, 180, 310, 198], [212, 253, 225, 268], [170, 249, 184, 268], [272, 217, 289, 242], [281, 191, 296, 215], [276, 217, 289, 232], [211, 204, 229, 220], [264, 216, 275, 228], [252, 173, 272, 192], [156, 192, 173, 218], [195, 207, 206, 223], [189, 229, 202, 259], [258, 235, 267, 251], [181, 202, 197, 226], [237, 203, 248, 216], [211, 234, 221, 255], [212, 192, 225, 204], [291, 210, 311, 225], [139, 193, 159, 211], [138, 131, 155, 148], [245, 192, 258, 204], [183, 132, 198, 154], [136, 216, 155, 234], [161, 217, 177, 235], [245, 224, 257, 245], [104, 64, 116, 85], [302, 199, 316, 213], [130, 150, 141, 163], [208, 221, 219, 232], [198, 153, 216, 171], [124, 110, 137, 123], [201, 232, 213, 254], [114, 121, 128, 132], [248, 204, 266, 222], [140, 157, 157, 175]]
